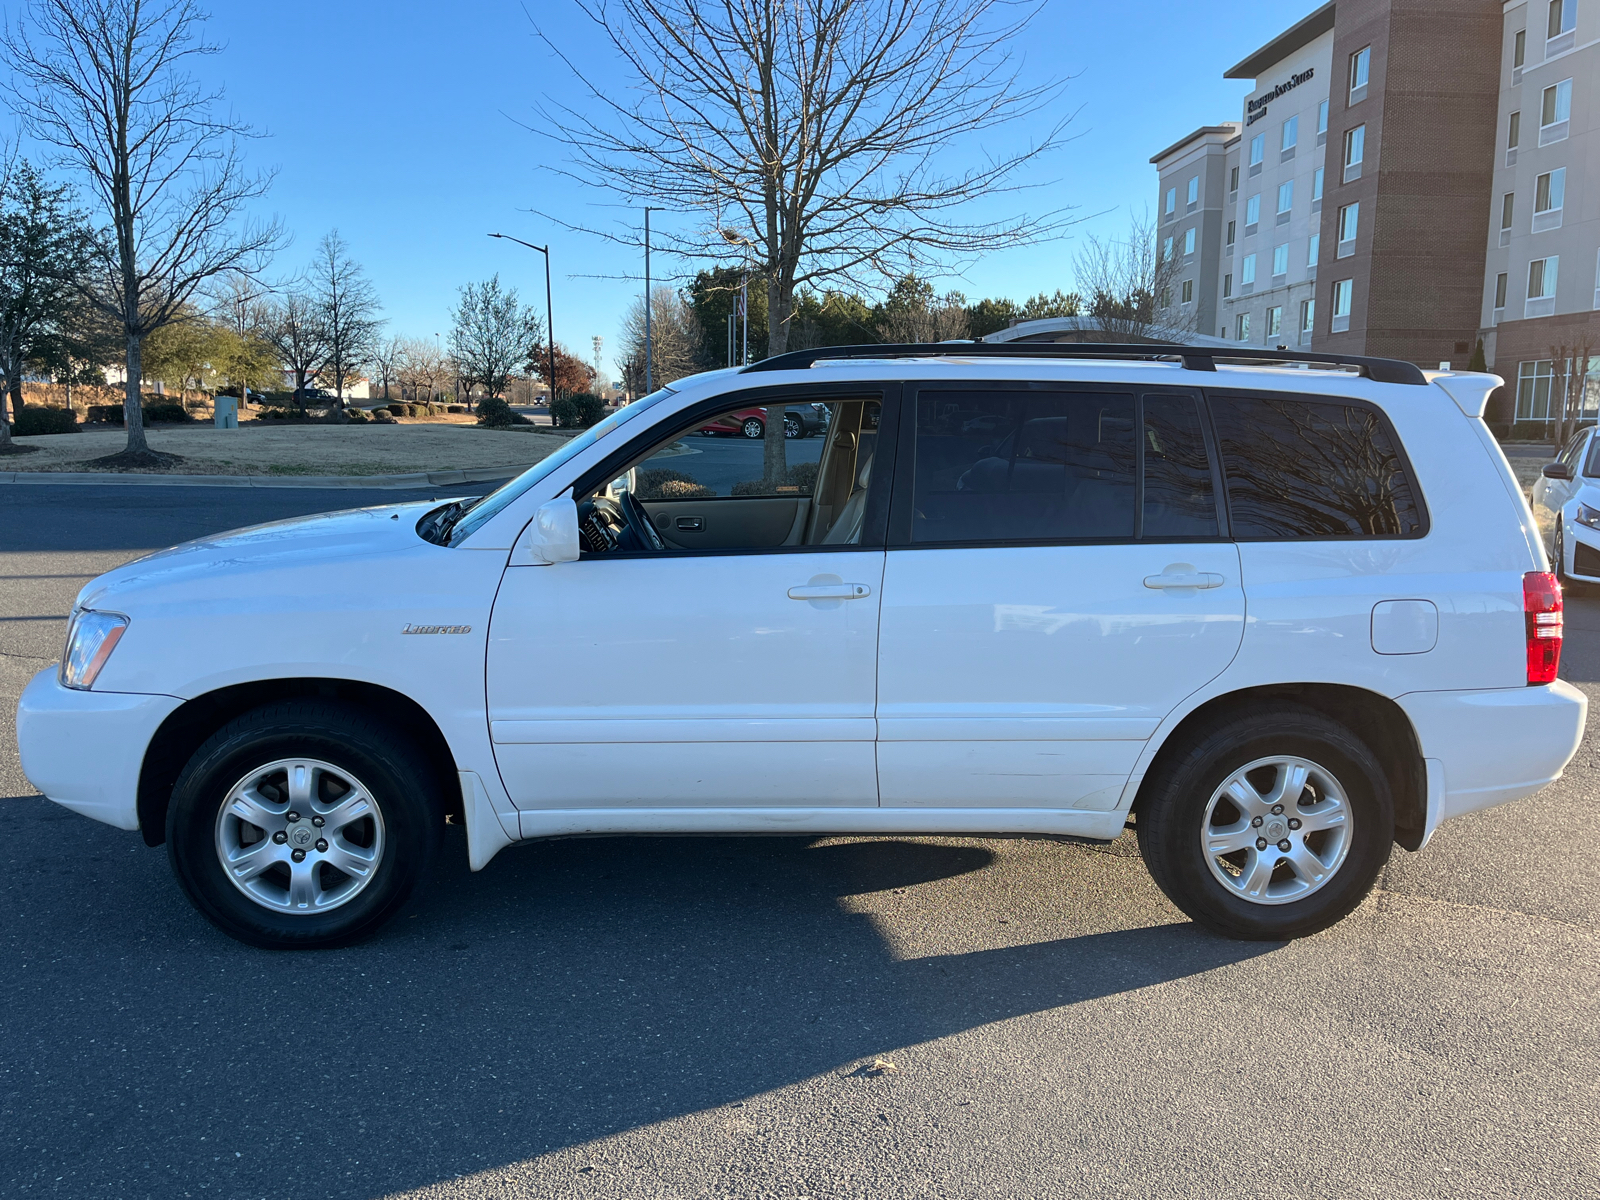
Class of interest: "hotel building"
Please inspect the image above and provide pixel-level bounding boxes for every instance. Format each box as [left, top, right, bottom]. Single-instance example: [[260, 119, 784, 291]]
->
[[1154, 0, 1598, 432]]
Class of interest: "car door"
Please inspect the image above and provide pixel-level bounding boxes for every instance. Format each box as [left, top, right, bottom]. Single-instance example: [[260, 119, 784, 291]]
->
[[1533, 429, 1588, 551], [875, 383, 1245, 811], [486, 390, 893, 812]]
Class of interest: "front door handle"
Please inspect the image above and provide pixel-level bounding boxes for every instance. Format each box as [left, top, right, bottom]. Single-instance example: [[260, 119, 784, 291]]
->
[[787, 583, 872, 600], [1144, 571, 1225, 590]]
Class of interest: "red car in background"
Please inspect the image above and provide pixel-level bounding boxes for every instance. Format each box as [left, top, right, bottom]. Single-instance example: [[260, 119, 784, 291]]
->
[[700, 404, 828, 439]]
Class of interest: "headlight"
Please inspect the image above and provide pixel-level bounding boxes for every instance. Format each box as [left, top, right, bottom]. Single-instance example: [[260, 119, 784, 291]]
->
[[1576, 504, 1600, 531], [60, 609, 129, 690]]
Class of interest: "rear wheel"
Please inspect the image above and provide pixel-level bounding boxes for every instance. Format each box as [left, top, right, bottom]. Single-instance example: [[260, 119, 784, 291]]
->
[[741, 417, 764, 439], [166, 701, 443, 948], [784, 413, 804, 438], [1136, 706, 1392, 939]]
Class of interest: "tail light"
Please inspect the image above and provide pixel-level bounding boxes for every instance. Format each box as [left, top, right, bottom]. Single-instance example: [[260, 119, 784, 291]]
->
[[1524, 571, 1563, 685]]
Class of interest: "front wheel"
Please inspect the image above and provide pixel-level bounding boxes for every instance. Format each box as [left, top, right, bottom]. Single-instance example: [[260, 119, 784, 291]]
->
[[1136, 706, 1392, 940], [741, 417, 764, 439], [784, 414, 804, 439], [166, 701, 443, 948]]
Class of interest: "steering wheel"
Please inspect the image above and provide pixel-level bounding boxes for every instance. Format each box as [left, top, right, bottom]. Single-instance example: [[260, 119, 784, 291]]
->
[[578, 492, 663, 553]]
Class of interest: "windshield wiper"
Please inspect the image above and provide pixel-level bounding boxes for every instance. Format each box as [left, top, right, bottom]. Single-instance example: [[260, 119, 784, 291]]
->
[[418, 499, 474, 545]]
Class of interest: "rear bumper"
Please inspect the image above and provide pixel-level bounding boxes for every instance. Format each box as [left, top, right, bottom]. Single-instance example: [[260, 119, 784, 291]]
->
[[15, 667, 182, 832], [1399, 681, 1587, 839]]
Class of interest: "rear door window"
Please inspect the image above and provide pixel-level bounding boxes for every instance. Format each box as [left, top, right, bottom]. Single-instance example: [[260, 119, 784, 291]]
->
[[1207, 393, 1425, 538], [902, 388, 1224, 544]]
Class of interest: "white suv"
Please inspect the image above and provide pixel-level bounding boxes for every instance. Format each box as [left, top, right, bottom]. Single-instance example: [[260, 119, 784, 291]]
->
[[17, 345, 1586, 948]]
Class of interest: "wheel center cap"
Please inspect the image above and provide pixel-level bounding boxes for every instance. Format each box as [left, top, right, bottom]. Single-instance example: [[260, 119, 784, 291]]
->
[[1264, 817, 1289, 842], [287, 822, 317, 850]]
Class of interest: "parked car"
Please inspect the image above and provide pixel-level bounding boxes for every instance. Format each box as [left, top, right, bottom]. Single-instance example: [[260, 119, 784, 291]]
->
[[700, 403, 827, 439], [17, 346, 1585, 949], [293, 386, 335, 405], [1530, 426, 1600, 588], [216, 386, 268, 404]]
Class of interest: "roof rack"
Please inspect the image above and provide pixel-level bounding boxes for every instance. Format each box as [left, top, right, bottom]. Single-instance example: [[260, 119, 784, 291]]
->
[[741, 342, 1429, 386]]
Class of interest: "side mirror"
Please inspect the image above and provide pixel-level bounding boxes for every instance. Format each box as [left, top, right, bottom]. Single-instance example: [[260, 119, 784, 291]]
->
[[1543, 462, 1573, 480], [518, 497, 580, 564]]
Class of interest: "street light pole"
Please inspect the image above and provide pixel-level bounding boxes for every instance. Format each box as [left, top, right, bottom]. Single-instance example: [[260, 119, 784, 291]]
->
[[488, 232, 556, 411], [643, 207, 664, 396]]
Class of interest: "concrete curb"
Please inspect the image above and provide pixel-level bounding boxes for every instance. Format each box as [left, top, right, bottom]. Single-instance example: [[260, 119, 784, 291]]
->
[[0, 466, 523, 489]]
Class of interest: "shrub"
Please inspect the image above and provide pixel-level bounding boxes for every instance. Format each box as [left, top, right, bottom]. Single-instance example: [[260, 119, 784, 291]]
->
[[346, 408, 370, 422], [636, 468, 714, 500], [476, 396, 532, 428], [144, 403, 191, 423], [10, 406, 79, 436], [730, 461, 819, 497], [550, 392, 605, 428], [87, 404, 124, 424], [447, 404, 465, 414]]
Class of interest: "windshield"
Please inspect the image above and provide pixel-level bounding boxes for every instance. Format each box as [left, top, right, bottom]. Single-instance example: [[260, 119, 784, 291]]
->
[[443, 385, 679, 545], [1584, 434, 1600, 478]]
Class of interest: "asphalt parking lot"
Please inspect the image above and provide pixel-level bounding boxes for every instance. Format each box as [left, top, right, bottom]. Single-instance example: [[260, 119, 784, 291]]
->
[[1, 483, 1596, 1200]]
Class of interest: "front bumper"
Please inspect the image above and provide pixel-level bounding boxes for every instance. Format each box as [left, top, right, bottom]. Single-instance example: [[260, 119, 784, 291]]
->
[[1399, 680, 1587, 842], [16, 667, 183, 832], [1567, 519, 1600, 580]]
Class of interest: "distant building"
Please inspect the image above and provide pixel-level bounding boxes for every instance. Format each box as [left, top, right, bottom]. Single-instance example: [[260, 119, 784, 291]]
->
[[1153, 0, 1598, 433]]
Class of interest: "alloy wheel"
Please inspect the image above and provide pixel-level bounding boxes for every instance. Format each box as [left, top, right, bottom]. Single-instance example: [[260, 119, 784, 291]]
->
[[1200, 755, 1353, 905]]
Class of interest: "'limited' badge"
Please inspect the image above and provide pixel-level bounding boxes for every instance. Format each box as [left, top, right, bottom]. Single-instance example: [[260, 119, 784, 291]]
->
[[403, 624, 472, 635]]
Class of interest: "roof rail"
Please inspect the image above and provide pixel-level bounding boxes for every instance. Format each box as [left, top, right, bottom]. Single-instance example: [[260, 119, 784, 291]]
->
[[740, 341, 1429, 386]]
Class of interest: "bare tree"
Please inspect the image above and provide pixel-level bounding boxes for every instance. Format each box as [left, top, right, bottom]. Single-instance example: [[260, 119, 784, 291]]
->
[[3, 0, 281, 466], [620, 285, 700, 390], [396, 336, 447, 405], [448, 274, 543, 402], [538, 0, 1072, 362], [311, 230, 381, 409], [1550, 339, 1598, 451], [1072, 212, 1192, 343], [264, 290, 329, 409], [369, 333, 403, 403], [205, 269, 276, 403]]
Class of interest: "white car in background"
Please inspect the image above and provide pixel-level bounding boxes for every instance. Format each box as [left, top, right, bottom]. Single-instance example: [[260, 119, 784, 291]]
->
[[1531, 426, 1600, 586], [16, 343, 1586, 949]]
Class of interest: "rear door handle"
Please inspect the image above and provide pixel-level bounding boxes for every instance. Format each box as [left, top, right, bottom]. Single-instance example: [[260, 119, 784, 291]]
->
[[787, 583, 872, 600], [1144, 571, 1225, 590]]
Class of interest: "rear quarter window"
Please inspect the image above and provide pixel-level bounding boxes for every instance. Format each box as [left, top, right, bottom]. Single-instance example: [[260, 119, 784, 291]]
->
[[1207, 392, 1426, 539]]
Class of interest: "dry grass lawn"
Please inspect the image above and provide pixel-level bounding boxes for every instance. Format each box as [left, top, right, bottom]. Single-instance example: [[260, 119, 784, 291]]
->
[[5, 421, 570, 477]]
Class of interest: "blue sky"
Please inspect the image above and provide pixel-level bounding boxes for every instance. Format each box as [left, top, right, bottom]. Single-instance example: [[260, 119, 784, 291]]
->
[[6, 0, 1322, 380]]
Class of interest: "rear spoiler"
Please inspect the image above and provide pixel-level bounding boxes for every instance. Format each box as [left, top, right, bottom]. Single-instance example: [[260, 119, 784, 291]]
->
[[1428, 371, 1502, 418]]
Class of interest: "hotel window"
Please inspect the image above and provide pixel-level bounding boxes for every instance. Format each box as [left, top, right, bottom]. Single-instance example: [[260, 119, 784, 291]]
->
[[1514, 29, 1526, 73], [1165, 187, 1176, 215], [1349, 46, 1370, 104], [1237, 313, 1251, 341], [1493, 271, 1508, 324], [1312, 167, 1324, 208], [1281, 115, 1298, 156], [1250, 133, 1264, 165], [1187, 176, 1199, 206], [1266, 306, 1283, 339], [1547, 0, 1576, 55], [1183, 227, 1196, 255], [1336, 202, 1359, 256], [1227, 219, 1236, 245], [1507, 110, 1521, 166], [1533, 168, 1566, 232], [1517, 360, 1557, 421], [1229, 165, 1239, 193], [1343, 124, 1365, 182], [1277, 180, 1293, 214], [1224, 273, 1233, 298], [1181, 279, 1194, 304], [1317, 100, 1329, 145], [1500, 191, 1515, 248], [1540, 79, 1572, 144], [1332, 278, 1353, 332], [1527, 256, 1559, 314], [1300, 298, 1315, 333], [1272, 243, 1289, 277], [1246, 193, 1261, 228], [1242, 253, 1257, 285], [1308, 233, 1320, 265], [1163, 235, 1174, 261]]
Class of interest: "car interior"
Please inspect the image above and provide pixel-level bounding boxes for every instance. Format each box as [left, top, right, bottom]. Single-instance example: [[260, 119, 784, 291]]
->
[[574, 398, 882, 554]]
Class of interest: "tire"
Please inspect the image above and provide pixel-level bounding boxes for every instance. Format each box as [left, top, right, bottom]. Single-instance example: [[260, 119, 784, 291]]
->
[[1555, 525, 1580, 592], [166, 700, 443, 949], [784, 414, 804, 439], [741, 417, 765, 439], [1136, 705, 1392, 940]]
